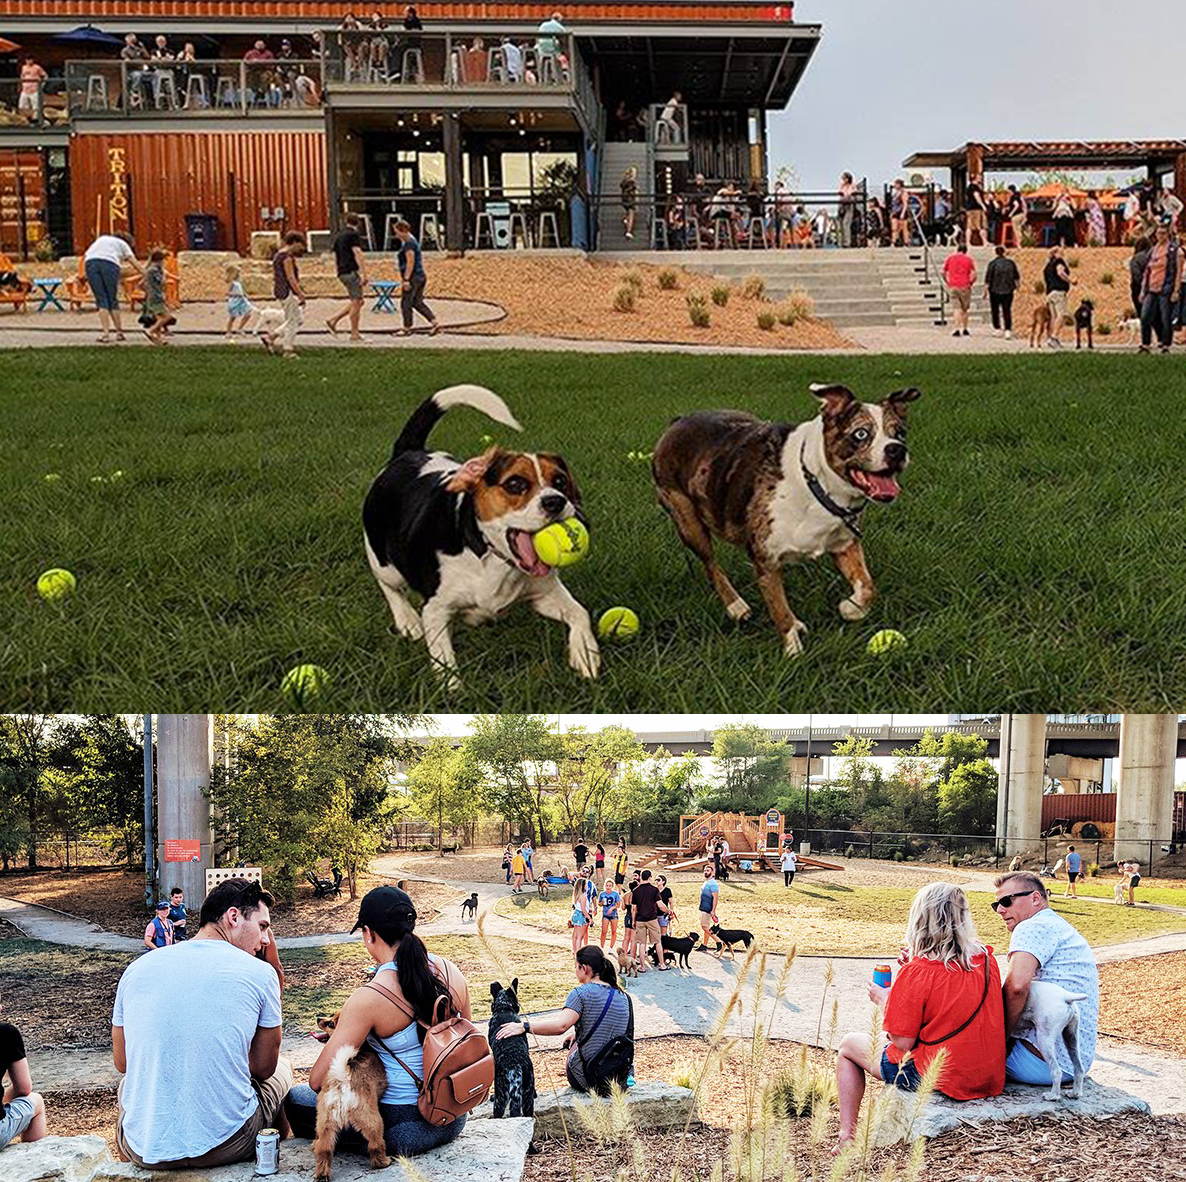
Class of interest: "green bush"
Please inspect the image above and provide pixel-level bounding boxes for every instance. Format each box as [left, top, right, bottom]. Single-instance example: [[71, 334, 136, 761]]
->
[[845, 844, 855, 858], [757, 310, 776, 331], [1100, 271, 1114, 286], [612, 283, 637, 313], [687, 293, 711, 328], [742, 274, 766, 301], [710, 284, 731, 307], [1088, 861, 1100, 877], [657, 267, 679, 291], [893, 850, 905, 862], [1098, 322, 1113, 336]]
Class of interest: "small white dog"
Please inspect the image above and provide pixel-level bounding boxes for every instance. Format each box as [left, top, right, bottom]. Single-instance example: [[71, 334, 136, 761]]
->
[[250, 306, 287, 349], [1016, 979, 1088, 1100], [1117, 316, 1142, 346]]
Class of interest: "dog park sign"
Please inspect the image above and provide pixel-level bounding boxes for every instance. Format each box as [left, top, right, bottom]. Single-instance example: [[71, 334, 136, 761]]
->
[[164, 839, 201, 863]]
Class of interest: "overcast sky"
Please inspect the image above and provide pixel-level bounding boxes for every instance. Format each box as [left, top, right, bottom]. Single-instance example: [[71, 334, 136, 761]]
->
[[771, 0, 1182, 191]]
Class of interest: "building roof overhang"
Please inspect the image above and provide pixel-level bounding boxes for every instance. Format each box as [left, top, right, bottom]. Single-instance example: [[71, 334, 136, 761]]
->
[[905, 140, 1186, 174]]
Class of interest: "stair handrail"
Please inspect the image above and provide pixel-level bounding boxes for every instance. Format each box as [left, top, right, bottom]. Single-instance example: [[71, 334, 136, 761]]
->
[[908, 202, 948, 326]]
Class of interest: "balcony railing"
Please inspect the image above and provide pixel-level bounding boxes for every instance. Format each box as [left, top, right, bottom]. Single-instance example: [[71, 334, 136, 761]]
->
[[0, 78, 69, 129], [64, 59, 323, 118], [649, 101, 688, 147]]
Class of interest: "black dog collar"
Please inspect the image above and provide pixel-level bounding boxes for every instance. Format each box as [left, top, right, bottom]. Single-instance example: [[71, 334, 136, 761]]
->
[[799, 440, 865, 539]]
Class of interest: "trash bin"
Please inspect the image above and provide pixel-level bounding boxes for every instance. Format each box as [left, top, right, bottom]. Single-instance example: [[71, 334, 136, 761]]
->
[[185, 213, 220, 251]]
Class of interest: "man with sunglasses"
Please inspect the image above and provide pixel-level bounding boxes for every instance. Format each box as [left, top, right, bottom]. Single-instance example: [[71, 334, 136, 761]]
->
[[993, 872, 1098, 1092], [112, 877, 292, 1169]]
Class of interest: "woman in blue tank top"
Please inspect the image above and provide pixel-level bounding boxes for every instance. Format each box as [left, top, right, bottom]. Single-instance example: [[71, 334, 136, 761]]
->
[[285, 886, 471, 1156]]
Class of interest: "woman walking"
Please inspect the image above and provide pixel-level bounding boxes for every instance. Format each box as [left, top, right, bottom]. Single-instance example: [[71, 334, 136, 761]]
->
[[620, 167, 638, 241], [84, 231, 144, 343], [285, 886, 473, 1157], [594, 843, 606, 877], [570, 876, 591, 957]]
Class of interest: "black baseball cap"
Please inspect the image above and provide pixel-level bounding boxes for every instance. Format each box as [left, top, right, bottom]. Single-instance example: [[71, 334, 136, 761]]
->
[[351, 885, 417, 933]]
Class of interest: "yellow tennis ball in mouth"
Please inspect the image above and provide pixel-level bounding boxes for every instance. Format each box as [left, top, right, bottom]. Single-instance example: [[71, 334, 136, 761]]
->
[[37, 568, 76, 603], [598, 607, 640, 641], [280, 664, 331, 711], [867, 629, 908, 657], [532, 518, 590, 568]]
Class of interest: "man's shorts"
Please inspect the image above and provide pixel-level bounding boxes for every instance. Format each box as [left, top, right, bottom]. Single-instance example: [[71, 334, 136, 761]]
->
[[1005, 1040, 1073, 1086], [879, 1049, 922, 1091], [0, 1095, 36, 1143], [949, 286, 971, 312], [339, 272, 363, 300], [614, 874, 625, 885], [1047, 290, 1068, 321], [1067, 870, 1079, 883]]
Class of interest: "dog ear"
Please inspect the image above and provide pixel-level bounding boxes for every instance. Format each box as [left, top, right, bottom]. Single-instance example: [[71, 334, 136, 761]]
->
[[446, 446, 502, 494], [809, 383, 857, 419], [511, 976, 519, 995], [885, 387, 922, 413], [490, 981, 501, 999]]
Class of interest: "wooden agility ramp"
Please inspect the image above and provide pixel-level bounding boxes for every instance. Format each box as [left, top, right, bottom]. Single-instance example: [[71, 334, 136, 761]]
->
[[652, 810, 844, 873]]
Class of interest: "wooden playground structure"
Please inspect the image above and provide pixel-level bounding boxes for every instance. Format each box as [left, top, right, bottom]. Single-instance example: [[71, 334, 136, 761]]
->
[[646, 810, 843, 873]]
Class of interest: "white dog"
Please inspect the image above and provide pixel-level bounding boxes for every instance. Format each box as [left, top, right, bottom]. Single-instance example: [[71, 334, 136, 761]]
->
[[1016, 979, 1088, 1100], [250, 306, 287, 348], [1117, 317, 1141, 346]]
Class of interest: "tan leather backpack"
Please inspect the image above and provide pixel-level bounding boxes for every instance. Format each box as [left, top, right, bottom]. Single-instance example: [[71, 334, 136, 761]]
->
[[366, 964, 494, 1126]]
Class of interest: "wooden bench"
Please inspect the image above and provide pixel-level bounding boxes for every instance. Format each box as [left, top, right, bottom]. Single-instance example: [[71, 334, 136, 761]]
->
[[0, 253, 31, 313]]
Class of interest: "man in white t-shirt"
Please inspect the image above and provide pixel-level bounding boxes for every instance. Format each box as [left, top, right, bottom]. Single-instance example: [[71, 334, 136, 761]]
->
[[993, 872, 1099, 1090], [112, 877, 291, 1169], [780, 846, 797, 888]]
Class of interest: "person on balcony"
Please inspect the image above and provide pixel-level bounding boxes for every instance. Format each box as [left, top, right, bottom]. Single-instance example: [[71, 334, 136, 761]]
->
[[17, 56, 47, 123], [403, 5, 424, 30], [536, 11, 567, 76], [656, 91, 682, 144], [502, 38, 525, 84], [244, 40, 275, 63], [121, 34, 151, 108]]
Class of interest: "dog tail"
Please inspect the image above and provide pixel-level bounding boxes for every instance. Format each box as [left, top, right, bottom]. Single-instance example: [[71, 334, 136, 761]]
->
[[392, 385, 522, 458]]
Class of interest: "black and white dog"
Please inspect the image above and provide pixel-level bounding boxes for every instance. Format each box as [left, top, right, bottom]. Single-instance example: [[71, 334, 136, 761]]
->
[[363, 386, 600, 688], [488, 979, 535, 1118]]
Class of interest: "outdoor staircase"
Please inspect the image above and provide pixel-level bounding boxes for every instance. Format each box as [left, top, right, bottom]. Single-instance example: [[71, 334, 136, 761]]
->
[[596, 141, 653, 251], [607, 244, 997, 329]]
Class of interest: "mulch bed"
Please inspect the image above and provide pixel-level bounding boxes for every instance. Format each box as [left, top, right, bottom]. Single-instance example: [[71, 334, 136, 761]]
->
[[1098, 951, 1186, 1056]]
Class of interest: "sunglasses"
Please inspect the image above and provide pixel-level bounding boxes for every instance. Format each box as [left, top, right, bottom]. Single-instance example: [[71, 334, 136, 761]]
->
[[991, 890, 1036, 913]]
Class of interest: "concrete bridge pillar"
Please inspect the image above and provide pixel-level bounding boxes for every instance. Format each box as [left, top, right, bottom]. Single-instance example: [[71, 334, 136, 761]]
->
[[1115, 714, 1177, 866], [995, 714, 1046, 855], [156, 715, 214, 909]]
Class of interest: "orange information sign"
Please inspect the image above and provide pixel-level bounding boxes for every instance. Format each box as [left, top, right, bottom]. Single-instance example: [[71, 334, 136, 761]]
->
[[164, 840, 201, 863]]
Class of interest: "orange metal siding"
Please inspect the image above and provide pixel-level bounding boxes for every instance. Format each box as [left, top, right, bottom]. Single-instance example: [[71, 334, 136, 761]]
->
[[70, 131, 328, 255], [7, 1, 791, 21]]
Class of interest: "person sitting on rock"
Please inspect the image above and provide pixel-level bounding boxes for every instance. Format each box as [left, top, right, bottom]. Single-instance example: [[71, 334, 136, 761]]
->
[[0, 998, 46, 1150], [834, 882, 1005, 1151]]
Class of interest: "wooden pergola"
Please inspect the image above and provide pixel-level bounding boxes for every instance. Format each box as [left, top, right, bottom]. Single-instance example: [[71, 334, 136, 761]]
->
[[903, 140, 1186, 209]]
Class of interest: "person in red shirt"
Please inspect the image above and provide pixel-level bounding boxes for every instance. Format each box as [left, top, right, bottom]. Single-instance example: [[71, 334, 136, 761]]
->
[[835, 882, 1005, 1151], [942, 243, 978, 338]]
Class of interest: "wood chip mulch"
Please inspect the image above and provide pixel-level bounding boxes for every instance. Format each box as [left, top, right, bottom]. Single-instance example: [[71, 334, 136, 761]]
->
[[1098, 951, 1186, 1057]]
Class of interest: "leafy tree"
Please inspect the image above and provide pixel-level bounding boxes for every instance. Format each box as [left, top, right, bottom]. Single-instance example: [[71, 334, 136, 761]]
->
[[407, 739, 484, 849], [703, 724, 791, 812], [0, 715, 57, 868], [63, 715, 146, 866], [465, 714, 562, 845], [937, 759, 998, 835], [830, 734, 889, 824], [554, 725, 644, 840]]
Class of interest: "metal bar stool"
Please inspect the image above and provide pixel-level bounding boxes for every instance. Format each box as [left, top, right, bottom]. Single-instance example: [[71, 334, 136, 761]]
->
[[382, 212, 402, 252], [85, 75, 109, 111], [153, 71, 178, 110], [400, 48, 425, 83], [215, 75, 238, 108], [650, 216, 669, 250], [419, 213, 441, 248], [685, 214, 701, 250], [345, 212, 375, 251], [486, 46, 506, 83], [713, 217, 735, 249], [474, 211, 496, 249], [183, 73, 209, 108], [508, 211, 531, 248], [537, 211, 560, 248], [537, 53, 560, 85], [747, 215, 768, 249]]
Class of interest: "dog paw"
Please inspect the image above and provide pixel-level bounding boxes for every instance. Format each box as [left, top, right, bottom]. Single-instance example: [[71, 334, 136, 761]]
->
[[782, 623, 808, 658], [570, 631, 601, 679], [725, 597, 752, 621], [393, 615, 424, 641], [1067, 1089, 1082, 1100], [1043, 1092, 1061, 1102], [839, 596, 870, 622]]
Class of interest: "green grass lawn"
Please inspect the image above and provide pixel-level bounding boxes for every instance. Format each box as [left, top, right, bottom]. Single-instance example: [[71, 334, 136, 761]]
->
[[1066, 879, 1186, 907], [4, 347, 1186, 708], [493, 880, 1186, 957]]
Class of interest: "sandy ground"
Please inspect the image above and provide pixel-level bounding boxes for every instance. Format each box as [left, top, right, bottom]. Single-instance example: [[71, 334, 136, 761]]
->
[[2, 252, 850, 351]]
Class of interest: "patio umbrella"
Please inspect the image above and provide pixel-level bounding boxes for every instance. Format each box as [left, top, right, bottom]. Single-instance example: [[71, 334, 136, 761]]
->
[[0, 38, 21, 53], [53, 25, 125, 46]]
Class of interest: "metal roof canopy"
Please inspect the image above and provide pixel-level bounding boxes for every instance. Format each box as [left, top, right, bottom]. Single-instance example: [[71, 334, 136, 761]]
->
[[585, 26, 820, 108], [905, 140, 1186, 174]]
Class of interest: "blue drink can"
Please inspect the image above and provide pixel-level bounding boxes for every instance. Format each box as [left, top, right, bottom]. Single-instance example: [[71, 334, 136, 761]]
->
[[873, 965, 892, 989]]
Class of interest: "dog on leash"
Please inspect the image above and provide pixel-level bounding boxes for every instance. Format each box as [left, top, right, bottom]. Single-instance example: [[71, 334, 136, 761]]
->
[[1015, 979, 1088, 1100], [647, 931, 701, 971], [1028, 302, 1054, 348], [708, 923, 755, 960], [488, 980, 535, 1118], [363, 386, 600, 690], [461, 892, 479, 920], [1074, 299, 1095, 349], [1118, 315, 1142, 345], [652, 383, 919, 656], [309, 1012, 389, 1181]]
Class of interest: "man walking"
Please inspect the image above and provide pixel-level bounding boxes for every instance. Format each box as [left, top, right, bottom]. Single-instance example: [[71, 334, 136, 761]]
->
[[629, 870, 669, 973], [1063, 846, 1082, 898], [1139, 222, 1183, 354], [266, 231, 307, 357], [326, 213, 369, 341], [942, 242, 976, 337], [984, 245, 1021, 339], [394, 219, 440, 336], [1043, 246, 1073, 349], [993, 872, 1098, 1092], [113, 878, 292, 1169], [697, 864, 720, 953]]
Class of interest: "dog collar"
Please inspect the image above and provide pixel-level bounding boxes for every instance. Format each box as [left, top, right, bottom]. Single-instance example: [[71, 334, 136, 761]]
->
[[799, 441, 865, 539]]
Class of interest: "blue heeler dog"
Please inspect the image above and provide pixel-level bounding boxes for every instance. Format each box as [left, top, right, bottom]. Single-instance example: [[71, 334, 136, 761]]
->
[[489, 979, 534, 1118]]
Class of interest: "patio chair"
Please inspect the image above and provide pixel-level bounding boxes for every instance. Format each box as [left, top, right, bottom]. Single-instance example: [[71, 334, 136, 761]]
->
[[508, 210, 531, 248], [0, 254, 31, 313], [84, 74, 109, 112], [305, 868, 343, 898], [184, 73, 209, 109], [400, 47, 425, 84]]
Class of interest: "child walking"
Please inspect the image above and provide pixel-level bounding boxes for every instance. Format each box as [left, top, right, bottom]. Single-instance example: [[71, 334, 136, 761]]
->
[[225, 263, 253, 340], [140, 250, 177, 345]]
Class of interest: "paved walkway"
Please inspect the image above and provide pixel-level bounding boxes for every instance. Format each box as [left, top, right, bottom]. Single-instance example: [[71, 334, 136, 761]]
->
[[13, 862, 1186, 1114]]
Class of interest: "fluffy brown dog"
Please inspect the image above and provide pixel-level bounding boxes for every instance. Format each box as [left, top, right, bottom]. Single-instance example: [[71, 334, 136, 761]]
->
[[311, 1013, 390, 1182], [1029, 302, 1053, 347]]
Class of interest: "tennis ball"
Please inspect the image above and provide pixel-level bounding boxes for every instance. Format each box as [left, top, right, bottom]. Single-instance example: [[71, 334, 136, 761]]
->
[[867, 629, 908, 657], [598, 607, 640, 641], [280, 664, 331, 711], [44, 473, 61, 483], [37, 568, 76, 603], [532, 518, 590, 568]]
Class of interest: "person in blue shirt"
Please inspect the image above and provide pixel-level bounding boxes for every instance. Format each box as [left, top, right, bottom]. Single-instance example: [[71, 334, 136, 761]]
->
[[394, 219, 440, 336], [597, 879, 621, 950], [697, 865, 720, 953], [1063, 846, 1082, 899], [167, 887, 188, 942]]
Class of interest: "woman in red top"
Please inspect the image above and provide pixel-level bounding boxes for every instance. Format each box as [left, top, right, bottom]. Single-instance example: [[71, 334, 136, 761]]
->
[[835, 882, 1005, 1150]]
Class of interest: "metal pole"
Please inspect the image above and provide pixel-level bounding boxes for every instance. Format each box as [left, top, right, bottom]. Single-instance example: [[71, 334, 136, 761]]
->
[[802, 713, 812, 856], [143, 714, 154, 911]]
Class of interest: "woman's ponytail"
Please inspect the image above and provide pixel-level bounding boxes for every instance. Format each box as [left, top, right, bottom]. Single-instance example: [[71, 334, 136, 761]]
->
[[575, 944, 621, 992]]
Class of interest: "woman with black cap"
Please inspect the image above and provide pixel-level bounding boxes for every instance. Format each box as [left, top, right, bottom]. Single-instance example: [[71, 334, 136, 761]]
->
[[284, 886, 472, 1155]]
